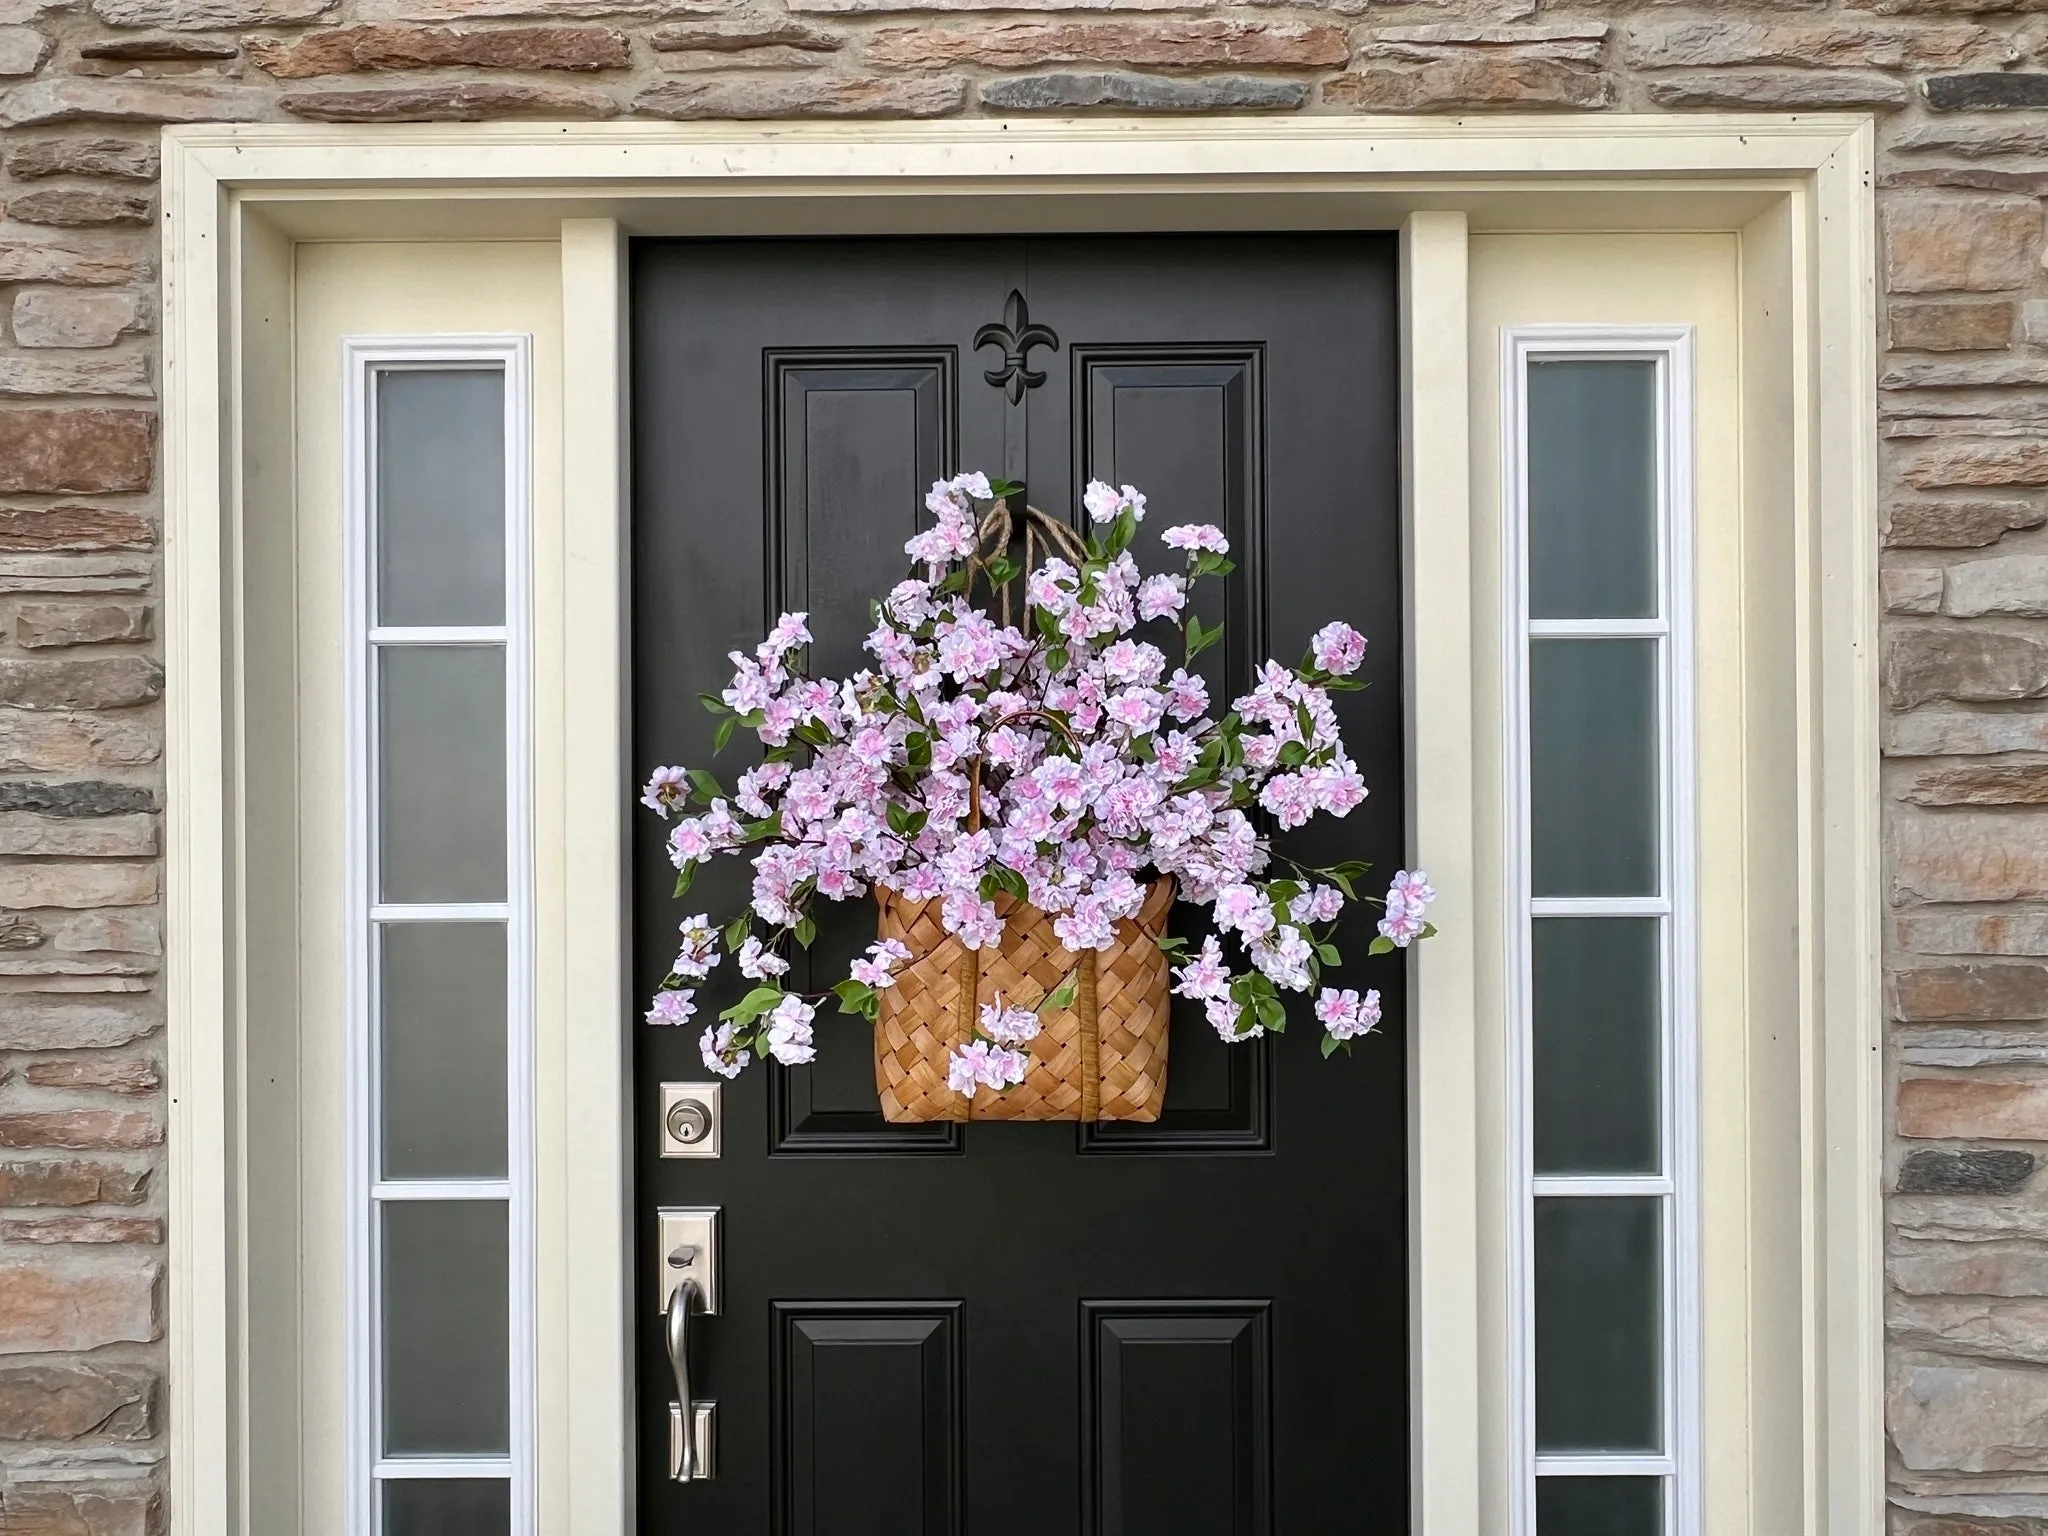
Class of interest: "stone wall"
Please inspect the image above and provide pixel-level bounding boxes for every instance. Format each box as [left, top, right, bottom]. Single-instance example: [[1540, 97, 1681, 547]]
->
[[0, 0, 2042, 1529]]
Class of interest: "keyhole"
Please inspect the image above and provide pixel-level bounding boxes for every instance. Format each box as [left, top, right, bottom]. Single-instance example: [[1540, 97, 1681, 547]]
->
[[666, 1098, 712, 1146]]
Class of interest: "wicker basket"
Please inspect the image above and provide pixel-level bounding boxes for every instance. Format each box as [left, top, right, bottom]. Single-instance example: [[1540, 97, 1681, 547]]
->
[[873, 880, 1176, 1123]]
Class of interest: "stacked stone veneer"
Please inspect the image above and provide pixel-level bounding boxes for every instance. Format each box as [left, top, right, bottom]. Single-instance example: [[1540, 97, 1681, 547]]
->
[[0, 0, 2046, 1530]]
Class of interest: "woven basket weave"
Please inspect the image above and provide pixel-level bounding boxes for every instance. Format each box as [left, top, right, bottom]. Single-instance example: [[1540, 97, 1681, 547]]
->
[[873, 880, 1176, 1123]]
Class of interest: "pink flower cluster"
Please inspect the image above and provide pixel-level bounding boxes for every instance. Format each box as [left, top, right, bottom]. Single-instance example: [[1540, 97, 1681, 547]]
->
[[640, 473, 1436, 1082]]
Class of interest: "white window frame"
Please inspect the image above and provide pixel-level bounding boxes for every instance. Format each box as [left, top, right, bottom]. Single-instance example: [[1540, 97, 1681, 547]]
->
[[1500, 326, 1700, 1536], [340, 335, 537, 1536]]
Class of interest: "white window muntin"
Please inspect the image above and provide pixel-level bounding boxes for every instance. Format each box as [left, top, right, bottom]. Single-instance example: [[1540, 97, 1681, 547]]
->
[[1501, 325, 1700, 1536], [341, 336, 535, 1536]]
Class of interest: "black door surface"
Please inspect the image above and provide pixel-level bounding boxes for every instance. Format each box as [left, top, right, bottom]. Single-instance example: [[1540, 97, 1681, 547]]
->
[[632, 235, 1406, 1534]]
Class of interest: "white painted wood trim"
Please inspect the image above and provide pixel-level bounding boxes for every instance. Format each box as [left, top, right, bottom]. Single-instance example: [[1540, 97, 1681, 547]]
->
[[159, 117, 1883, 1536], [1401, 208, 1482, 1536], [555, 217, 634, 1536]]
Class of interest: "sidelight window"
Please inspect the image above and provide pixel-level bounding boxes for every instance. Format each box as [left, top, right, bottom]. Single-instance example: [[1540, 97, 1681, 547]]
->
[[1503, 330, 1698, 1536], [343, 341, 534, 1536]]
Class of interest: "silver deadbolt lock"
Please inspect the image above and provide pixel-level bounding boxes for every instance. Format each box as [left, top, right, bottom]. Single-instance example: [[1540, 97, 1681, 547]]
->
[[659, 1083, 721, 1158]]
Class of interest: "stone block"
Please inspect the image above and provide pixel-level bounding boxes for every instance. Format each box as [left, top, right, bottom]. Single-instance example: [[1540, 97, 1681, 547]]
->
[[648, 16, 839, 50], [1888, 197, 2043, 294], [5, 189, 151, 230], [1887, 568, 1946, 614], [0, 554, 153, 594], [4, 138, 157, 181], [0, 23, 48, 74], [1889, 707, 2048, 754], [0, 1159, 148, 1207], [1885, 628, 2048, 707], [247, 23, 631, 76], [1324, 57, 1609, 110], [1903, 763, 2048, 806], [982, 71, 1305, 111], [0, 1486, 158, 1536], [357, 0, 728, 20], [635, 74, 964, 117], [1887, 500, 2045, 547], [0, 236, 143, 288], [80, 33, 238, 58], [1899, 1148, 2038, 1194], [15, 602, 152, 648], [867, 19, 1345, 68], [13, 292, 149, 350], [25, 1056, 160, 1095], [0, 862, 157, 909], [1948, 555, 2048, 617], [1892, 1296, 2048, 1364], [283, 80, 620, 118], [1647, 70, 1910, 109], [0, 1217, 162, 1244], [1893, 300, 2017, 351], [1895, 964, 2048, 1021], [0, 658, 161, 710], [0, 1256, 158, 1353], [0, 1363, 155, 1440], [1899, 911, 2048, 955], [0, 714, 160, 772], [1896, 810, 2048, 902], [0, 781, 155, 815], [0, 995, 155, 1050], [92, 0, 330, 23], [1892, 1240, 2048, 1297], [1891, 1362, 2048, 1473], [1930, 72, 2048, 109], [0, 78, 271, 125], [0, 412, 152, 495], [1899, 1077, 2048, 1138], [0, 356, 153, 399], [0, 1110, 161, 1152], [1628, 19, 2014, 70], [0, 811, 157, 855]]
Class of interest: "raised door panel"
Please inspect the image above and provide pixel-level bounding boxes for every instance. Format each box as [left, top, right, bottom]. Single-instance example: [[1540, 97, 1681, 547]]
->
[[1083, 1303, 1273, 1536], [774, 1302, 964, 1536]]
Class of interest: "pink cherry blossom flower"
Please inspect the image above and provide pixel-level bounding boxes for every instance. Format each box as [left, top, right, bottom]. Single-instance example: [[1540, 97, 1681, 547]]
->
[[979, 997, 1042, 1045], [1136, 574, 1186, 622], [1291, 884, 1346, 925], [1213, 883, 1275, 942], [946, 1040, 991, 1097], [700, 1022, 749, 1079], [1054, 900, 1117, 953], [764, 995, 817, 1066], [1310, 621, 1368, 676], [1105, 689, 1164, 737], [1207, 996, 1259, 1041], [981, 1047, 1031, 1090], [673, 915, 719, 980], [646, 988, 696, 1027], [1082, 480, 1125, 524], [1172, 935, 1232, 1001], [737, 937, 788, 980], [1315, 987, 1381, 1041], [1161, 523, 1229, 553], [641, 765, 688, 818]]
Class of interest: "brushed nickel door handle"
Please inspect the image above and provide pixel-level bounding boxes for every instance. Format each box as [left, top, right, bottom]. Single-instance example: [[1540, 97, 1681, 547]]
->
[[665, 1276, 715, 1481]]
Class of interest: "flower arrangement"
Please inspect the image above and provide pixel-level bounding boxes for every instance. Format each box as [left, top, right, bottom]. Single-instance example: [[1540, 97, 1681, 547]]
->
[[640, 471, 1436, 1092]]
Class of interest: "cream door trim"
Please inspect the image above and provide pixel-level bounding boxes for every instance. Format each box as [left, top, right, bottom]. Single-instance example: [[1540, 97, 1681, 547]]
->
[[160, 117, 1881, 1536]]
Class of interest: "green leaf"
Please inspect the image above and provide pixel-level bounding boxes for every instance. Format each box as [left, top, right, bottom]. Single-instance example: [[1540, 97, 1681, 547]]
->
[[938, 569, 970, 596], [1369, 935, 1395, 956], [1042, 966, 1080, 1012], [1324, 860, 1374, 880], [719, 985, 784, 1024], [1107, 508, 1138, 557], [1187, 616, 1223, 663], [1316, 942, 1342, 966], [698, 692, 731, 716], [1266, 878, 1302, 905], [886, 801, 915, 835], [1278, 741, 1308, 767], [987, 478, 1023, 499], [905, 733, 932, 770], [713, 715, 737, 755], [1256, 996, 1287, 1031], [831, 978, 876, 1016], [686, 768, 722, 804], [672, 863, 696, 899], [1421, 922, 1438, 940], [984, 555, 1018, 587], [724, 914, 751, 951], [1154, 934, 1190, 956], [1045, 645, 1069, 673], [1324, 869, 1356, 899], [1321, 1032, 1343, 1059], [1034, 604, 1061, 640], [794, 915, 817, 948], [743, 814, 781, 841], [1191, 552, 1236, 579]]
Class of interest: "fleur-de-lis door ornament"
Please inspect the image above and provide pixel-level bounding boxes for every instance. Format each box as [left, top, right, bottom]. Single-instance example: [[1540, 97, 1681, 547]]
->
[[974, 288, 1059, 404]]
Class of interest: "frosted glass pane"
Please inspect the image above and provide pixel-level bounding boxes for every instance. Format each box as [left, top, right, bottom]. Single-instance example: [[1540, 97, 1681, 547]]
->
[[1535, 1197, 1662, 1454], [1527, 359, 1658, 620], [1536, 1476, 1662, 1536], [382, 1201, 509, 1456], [378, 645, 506, 904], [1530, 640, 1659, 898], [383, 1478, 509, 1536], [375, 368, 506, 628], [1533, 918, 1661, 1176], [379, 922, 507, 1180]]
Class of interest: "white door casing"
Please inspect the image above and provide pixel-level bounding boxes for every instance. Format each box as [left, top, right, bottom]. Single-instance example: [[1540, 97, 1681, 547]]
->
[[162, 119, 1879, 1536]]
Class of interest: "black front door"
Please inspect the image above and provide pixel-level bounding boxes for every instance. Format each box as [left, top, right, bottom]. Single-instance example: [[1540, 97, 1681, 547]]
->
[[631, 235, 1405, 1533]]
